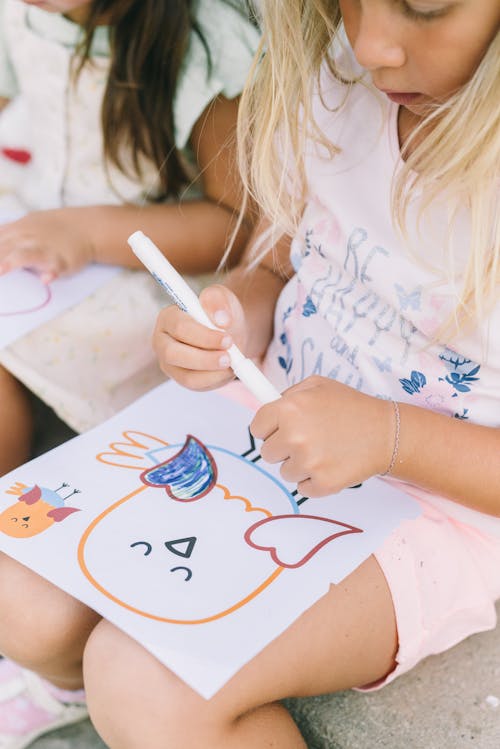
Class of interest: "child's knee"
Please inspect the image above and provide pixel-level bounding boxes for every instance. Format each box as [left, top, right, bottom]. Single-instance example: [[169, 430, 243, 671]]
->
[[0, 554, 98, 665], [84, 620, 236, 747]]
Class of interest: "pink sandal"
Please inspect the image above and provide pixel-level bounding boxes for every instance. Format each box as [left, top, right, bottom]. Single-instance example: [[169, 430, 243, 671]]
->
[[0, 658, 88, 749]]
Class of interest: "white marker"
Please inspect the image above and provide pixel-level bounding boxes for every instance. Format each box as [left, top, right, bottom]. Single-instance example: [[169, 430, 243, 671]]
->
[[128, 231, 281, 405]]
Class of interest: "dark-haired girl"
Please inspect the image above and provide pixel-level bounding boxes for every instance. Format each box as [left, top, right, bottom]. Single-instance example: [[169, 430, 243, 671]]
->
[[0, 0, 259, 472]]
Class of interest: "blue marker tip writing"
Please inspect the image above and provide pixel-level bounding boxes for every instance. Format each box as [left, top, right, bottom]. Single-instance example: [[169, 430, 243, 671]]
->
[[127, 231, 281, 405]]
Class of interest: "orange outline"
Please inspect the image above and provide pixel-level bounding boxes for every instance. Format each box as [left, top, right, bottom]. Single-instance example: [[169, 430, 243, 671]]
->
[[6, 482, 28, 496], [78, 483, 283, 624], [97, 431, 170, 470]]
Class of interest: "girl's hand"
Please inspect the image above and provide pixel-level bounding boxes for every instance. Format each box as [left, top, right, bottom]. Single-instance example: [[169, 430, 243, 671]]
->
[[0, 210, 95, 283], [153, 284, 248, 392], [250, 375, 395, 497]]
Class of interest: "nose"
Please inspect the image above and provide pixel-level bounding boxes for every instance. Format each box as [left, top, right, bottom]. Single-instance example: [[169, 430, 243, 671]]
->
[[352, 9, 406, 71]]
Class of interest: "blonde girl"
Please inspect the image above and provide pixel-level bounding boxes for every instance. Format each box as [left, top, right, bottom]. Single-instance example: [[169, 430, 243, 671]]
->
[[0, 1, 499, 747]]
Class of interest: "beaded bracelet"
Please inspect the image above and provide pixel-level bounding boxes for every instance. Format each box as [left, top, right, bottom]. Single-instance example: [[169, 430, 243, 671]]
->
[[380, 399, 401, 476]]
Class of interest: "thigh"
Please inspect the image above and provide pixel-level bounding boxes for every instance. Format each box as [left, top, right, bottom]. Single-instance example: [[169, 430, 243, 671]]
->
[[221, 554, 397, 710], [85, 555, 396, 727], [0, 552, 100, 664], [0, 364, 32, 472]]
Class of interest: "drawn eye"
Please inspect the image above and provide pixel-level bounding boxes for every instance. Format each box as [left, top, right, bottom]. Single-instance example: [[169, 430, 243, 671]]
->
[[21, 524, 29, 528], [130, 541, 152, 556], [164, 537, 196, 559], [10, 517, 18, 522]]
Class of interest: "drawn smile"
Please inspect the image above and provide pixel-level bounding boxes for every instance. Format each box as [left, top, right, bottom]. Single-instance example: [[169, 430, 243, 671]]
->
[[170, 566, 192, 581]]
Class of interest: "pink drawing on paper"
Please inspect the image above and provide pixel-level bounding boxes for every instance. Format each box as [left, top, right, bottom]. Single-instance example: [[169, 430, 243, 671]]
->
[[0, 269, 52, 316]]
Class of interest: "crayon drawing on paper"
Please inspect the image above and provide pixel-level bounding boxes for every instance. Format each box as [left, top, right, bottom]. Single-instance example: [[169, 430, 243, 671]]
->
[[0, 382, 421, 697]]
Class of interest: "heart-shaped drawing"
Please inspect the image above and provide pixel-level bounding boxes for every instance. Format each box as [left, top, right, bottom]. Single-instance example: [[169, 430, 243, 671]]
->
[[244, 514, 363, 568], [140, 436, 217, 501]]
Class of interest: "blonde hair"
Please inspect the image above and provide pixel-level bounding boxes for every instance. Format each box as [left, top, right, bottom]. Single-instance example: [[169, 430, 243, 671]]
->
[[236, 1, 341, 255], [238, 2, 500, 335]]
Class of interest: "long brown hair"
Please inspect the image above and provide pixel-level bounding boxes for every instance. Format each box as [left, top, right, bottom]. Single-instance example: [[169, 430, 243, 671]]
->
[[77, 0, 210, 198]]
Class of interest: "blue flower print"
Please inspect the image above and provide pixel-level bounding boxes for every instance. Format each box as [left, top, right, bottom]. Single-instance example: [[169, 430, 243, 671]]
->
[[278, 332, 293, 374], [399, 370, 427, 395], [454, 408, 469, 420], [438, 348, 480, 396], [304, 229, 313, 257], [440, 367, 480, 394], [302, 296, 317, 317], [304, 229, 326, 259]]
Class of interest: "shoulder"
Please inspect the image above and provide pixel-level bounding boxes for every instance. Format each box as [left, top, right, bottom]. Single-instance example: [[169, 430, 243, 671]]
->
[[192, 0, 260, 82], [174, 0, 260, 149]]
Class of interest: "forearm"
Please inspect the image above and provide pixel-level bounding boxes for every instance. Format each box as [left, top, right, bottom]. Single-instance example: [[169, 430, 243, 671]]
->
[[58, 200, 251, 274], [75, 94, 254, 274], [392, 401, 500, 516], [221, 263, 286, 360], [218, 223, 292, 360]]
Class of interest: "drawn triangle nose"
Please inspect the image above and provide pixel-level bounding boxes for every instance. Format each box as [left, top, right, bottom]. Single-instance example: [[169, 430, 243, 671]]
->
[[165, 537, 196, 559], [22, 516, 30, 522]]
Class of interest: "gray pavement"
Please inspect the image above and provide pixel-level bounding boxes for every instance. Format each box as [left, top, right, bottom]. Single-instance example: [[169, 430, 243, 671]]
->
[[31, 404, 500, 749]]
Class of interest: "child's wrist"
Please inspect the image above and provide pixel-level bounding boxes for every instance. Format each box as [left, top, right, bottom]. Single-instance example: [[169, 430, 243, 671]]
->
[[379, 399, 401, 477]]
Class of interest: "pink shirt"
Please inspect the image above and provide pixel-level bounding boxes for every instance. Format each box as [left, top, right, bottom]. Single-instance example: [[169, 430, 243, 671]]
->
[[263, 60, 500, 538]]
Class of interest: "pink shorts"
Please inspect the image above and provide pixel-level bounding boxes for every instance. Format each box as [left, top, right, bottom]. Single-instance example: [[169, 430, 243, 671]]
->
[[365, 498, 500, 689], [222, 382, 500, 690]]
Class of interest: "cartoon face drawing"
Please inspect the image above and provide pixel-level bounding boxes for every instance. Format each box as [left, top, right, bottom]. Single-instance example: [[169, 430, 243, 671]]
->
[[78, 433, 362, 624], [0, 482, 80, 538]]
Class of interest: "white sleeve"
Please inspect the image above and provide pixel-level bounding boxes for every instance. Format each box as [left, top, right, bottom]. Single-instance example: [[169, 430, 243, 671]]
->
[[173, 0, 260, 150]]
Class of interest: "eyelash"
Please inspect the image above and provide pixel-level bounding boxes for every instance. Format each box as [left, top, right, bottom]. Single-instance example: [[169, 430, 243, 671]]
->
[[401, 1, 448, 21]]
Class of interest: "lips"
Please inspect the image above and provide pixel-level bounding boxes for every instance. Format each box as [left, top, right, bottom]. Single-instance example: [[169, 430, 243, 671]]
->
[[382, 91, 422, 105]]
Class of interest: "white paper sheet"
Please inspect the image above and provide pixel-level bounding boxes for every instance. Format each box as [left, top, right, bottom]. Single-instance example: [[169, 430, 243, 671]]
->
[[0, 382, 421, 698], [0, 266, 119, 348], [0, 211, 118, 348]]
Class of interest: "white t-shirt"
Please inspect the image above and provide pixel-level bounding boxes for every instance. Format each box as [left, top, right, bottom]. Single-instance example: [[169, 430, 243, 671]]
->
[[0, 0, 260, 432], [0, 0, 260, 209], [263, 61, 500, 538]]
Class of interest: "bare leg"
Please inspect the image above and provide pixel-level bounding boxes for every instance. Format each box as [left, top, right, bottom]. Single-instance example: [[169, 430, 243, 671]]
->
[[84, 555, 397, 749], [0, 553, 100, 689], [0, 365, 33, 475]]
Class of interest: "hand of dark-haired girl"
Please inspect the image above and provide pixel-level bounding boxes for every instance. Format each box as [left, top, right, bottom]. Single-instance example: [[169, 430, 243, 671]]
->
[[250, 375, 395, 497], [0, 209, 95, 283], [153, 284, 249, 392]]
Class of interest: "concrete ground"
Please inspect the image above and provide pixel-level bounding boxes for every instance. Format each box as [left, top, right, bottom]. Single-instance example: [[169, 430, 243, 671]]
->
[[30, 403, 500, 749]]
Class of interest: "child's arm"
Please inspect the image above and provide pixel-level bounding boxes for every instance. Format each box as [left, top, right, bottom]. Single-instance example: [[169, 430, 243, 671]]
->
[[386, 401, 500, 516], [153, 220, 292, 392], [0, 95, 252, 280], [250, 376, 500, 517]]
